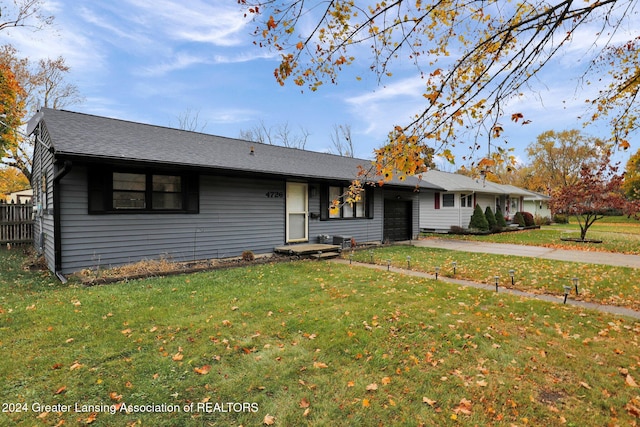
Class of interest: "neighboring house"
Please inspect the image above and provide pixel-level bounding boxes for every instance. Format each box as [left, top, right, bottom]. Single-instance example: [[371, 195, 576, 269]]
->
[[28, 108, 442, 277], [418, 170, 532, 231], [5, 188, 33, 204], [522, 190, 552, 219]]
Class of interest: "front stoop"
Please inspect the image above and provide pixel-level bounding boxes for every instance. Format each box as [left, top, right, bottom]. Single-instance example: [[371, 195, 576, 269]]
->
[[274, 243, 342, 260]]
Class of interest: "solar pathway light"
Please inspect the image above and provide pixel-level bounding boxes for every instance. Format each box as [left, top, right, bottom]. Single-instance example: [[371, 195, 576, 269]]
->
[[572, 277, 579, 295], [435, 266, 440, 280], [369, 250, 374, 263], [563, 285, 573, 304], [494, 276, 500, 292], [452, 261, 457, 275], [349, 252, 353, 265], [509, 269, 515, 286], [387, 259, 392, 271], [406, 256, 411, 270]]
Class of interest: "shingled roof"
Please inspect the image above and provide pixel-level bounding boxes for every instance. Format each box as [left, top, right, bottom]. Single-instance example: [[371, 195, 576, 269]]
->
[[29, 108, 442, 190]]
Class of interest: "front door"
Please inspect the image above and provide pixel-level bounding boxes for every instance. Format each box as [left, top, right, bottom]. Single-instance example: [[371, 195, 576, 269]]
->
[[286, 182, 308, 242]]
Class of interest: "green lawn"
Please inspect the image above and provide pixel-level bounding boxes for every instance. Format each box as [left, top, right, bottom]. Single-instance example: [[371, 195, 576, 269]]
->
[[422, 218, 640, 255], [349, 246, 640, 310], [1, 248, 640, 426]]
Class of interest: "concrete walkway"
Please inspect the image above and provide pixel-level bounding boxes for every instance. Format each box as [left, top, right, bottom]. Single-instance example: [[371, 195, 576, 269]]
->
[[410, 238, 640, 268], [332, 258, 640, 320]]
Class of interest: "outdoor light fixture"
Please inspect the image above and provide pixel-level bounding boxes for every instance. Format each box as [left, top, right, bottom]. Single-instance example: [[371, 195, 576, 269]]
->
[[494, 276, 500, 292], [563, 285, 572, 304], [452, 261, 457, 275], [387, 259, 392, 271], [406, 256, 411, 270], [369, 250, 374, 263], [349, 253, 353, 265], [572, 277, 579, 295], [509, 269, 515, 285], [435, 266, 440, 280]]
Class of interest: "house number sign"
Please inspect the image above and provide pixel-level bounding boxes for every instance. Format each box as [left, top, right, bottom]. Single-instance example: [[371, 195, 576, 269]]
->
[[265, 191, 284, 198]]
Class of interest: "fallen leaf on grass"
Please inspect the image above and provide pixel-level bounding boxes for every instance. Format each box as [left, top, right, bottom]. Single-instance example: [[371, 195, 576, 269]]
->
[[194, 365, 211, 375], [366, 383, 378, 391], [626, 375, 639, 388], [580, 381, 592, 390], [54, 386, 66, 395], [69, 362, 83, 371], [423, 397, 437, 407], [172, 352, 184, 361], [313, 361, 328, 369], [299, 397, 310, 408], [381, 376, 391, 385], [626, 396, 640, 418], [85, 412, 97, 424], [453, 398, 473, 415], [263, 414, 275, 425]]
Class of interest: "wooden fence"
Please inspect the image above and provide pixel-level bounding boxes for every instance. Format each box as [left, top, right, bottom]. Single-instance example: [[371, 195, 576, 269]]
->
[[0, 203, 34, 245]]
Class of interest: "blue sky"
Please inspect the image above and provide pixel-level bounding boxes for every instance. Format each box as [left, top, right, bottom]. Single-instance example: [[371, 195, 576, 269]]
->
[[2, 0, 636, 167]]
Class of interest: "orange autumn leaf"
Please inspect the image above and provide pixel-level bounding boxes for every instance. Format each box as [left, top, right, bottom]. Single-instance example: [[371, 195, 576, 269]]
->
[[313, 361, 328, 369], [453, 398, 473, 415], [362, 398, 370, 408], [423, 396, 437, 407], [172, 352, 184, 361], [263, 414, 276, 425], [299, 397, 310, 408], [381, 376, 391, 385], [54, 386, 67, 395], [109, 392, 122, 401], [194, 365, 211, 375], [626, 374, 639, 388], [85, 412, 98, 424]]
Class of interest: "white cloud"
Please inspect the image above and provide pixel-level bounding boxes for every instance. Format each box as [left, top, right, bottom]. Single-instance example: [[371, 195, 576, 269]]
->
[[344, 76, 426, 137]]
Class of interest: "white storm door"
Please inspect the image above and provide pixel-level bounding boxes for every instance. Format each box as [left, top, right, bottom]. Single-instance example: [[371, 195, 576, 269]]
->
[[286, 182, 308, 242]]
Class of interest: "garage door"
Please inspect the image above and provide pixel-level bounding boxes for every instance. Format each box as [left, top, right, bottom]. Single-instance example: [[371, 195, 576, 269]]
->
[[384, 200, 412, 242]]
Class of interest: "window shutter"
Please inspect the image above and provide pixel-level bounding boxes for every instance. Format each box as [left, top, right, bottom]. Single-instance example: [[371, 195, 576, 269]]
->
[[88, 168, 108, 213], [366, 186, 374, 218], [184, 173, 200, 213], [434, 192, 440, 209], [319, 184, 329, 220]]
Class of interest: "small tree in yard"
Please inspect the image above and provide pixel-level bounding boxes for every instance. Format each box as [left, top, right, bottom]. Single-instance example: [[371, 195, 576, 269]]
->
[[550, 156, 639, 241], [469, 204, 489, 231], [495, 210, 507, 228], [484, 206, 497, 230]]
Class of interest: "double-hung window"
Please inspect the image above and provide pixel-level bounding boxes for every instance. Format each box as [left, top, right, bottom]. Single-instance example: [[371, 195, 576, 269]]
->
[[460, 194, 473, 208]]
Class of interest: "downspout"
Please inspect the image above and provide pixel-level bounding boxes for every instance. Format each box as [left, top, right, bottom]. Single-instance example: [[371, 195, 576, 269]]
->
[[53, 160, 72, 283]]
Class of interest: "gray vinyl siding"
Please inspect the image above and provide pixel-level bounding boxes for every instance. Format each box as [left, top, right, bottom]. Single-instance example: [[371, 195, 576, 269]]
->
[[55, 166, 421, 273], [308, 185, 384, 244], [31, 126, 56, 272], [58, 168, 286, 273]]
